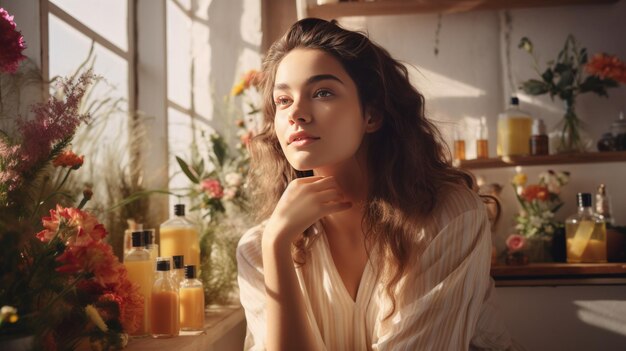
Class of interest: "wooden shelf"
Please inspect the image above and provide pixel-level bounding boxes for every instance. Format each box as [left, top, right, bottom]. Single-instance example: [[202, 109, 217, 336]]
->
[[491, 263, 626, 286], [457, 151, 626, 170], [306, 0, 618, 19]]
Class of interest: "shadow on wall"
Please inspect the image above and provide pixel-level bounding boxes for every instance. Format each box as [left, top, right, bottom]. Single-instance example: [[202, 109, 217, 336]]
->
[[497, 285, 626, 351]]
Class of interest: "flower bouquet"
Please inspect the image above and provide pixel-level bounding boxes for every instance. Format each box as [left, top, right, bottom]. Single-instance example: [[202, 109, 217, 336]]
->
[[511, 170, 569, 262], [518, 35, 626, 153], [504, 234, 528, 266]]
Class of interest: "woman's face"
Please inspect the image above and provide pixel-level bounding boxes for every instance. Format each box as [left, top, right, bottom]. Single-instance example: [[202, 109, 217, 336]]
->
[[273, 48, 369, 171]]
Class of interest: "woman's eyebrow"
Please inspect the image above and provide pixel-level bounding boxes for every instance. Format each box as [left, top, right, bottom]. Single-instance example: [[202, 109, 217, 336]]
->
[[274, 74, 344, 91]]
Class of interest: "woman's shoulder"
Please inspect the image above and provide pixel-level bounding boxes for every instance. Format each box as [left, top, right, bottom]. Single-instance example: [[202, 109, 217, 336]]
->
[[430, 182, 486, 229], [236, 221, 267, 269]]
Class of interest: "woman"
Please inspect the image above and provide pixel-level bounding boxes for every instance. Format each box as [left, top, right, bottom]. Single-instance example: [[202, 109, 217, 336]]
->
[[237, 18, 519, 350]]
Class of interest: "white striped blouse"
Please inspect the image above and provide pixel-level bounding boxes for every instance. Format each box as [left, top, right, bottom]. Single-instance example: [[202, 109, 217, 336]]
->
[[237, 183, 523, 350]]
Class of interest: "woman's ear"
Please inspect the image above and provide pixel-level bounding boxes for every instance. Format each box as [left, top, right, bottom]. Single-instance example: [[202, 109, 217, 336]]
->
[[365, 113, 383, 133]]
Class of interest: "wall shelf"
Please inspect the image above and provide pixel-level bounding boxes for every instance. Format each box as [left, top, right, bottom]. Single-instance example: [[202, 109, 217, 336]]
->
[[491, 263, 626, 286], [457, 151, 626, 170], [305, 0, 618, 19]]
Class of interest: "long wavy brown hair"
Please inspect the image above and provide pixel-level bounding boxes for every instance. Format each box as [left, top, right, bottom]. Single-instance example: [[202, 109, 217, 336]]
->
[[248, 18, 486, 317]]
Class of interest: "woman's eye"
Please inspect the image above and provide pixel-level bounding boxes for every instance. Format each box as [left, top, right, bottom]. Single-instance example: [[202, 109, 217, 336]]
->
[[314, 89, 333, 98], [274, 96, 292, 107]]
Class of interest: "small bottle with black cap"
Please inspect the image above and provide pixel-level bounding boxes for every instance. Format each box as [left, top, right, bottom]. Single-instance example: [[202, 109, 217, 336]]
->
[[123, 231, 153, 335], [171, 255, 185, 288], [179, 265, 205, 331], [150, 257, 180, 338], [565, 193, 607, 263]]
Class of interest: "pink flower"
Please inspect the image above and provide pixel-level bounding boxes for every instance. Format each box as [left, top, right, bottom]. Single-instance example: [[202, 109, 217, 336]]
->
[[0, 8, 27, 73], [506, 234, 526, 253], [201, 178, 224, 199], [36, 205, 107, 245], [16, 72, 93, 170]]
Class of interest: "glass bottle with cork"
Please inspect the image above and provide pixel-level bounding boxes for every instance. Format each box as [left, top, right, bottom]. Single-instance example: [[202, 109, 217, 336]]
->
[[476, 116, 489, 159], [565, 193, 607, 263], [529, 118, 549, 156], [123, 231, 152, 336], [497, 96, 532, 156], [151, 257, 180, 338], [160, 204, 200, 267], [179, 265, 205, 331], [453, 127, 465, 161]]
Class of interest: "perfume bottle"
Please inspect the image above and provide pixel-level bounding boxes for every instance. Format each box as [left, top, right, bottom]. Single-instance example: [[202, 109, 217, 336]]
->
[[476, 116, 489, 159], [160, 204, 200, 267], [179, 265, 205, 331], [595, 184, 614, 226], [565, 193, 607, 263], [151, 257, 180, 338], [123, 231, 152, 335]]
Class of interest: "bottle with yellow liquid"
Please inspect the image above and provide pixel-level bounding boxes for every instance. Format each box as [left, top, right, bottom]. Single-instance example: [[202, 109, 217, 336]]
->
[[124, 231, 153, 336], [565, 193, 607, 263], [497, 97, 533, 156], [180, 265, 205, 331], [160, 204, 200, 267]]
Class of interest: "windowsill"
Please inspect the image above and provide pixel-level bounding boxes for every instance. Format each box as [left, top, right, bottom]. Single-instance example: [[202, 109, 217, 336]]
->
[[491, 263, 626, 287], [124, 304, 245, 351]]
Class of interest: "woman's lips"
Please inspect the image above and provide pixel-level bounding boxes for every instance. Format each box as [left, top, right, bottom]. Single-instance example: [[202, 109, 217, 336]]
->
[[289, 137, 320, 147]]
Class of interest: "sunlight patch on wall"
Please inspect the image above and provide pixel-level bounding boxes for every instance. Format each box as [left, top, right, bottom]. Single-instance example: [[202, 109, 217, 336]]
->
[[575, 300, 626, 337], [407, 65, 486, 101]]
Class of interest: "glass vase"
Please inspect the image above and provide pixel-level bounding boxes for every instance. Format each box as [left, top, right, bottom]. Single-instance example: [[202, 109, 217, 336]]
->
[[526, 235, 554, 263], [548, 100, 593, 154]]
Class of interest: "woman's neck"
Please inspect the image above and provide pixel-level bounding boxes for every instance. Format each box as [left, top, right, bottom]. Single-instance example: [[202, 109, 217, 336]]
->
[[313, 155, 368, 241]]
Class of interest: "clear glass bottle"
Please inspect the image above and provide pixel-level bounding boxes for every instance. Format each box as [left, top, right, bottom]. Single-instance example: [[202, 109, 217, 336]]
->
[[476, 116, 489, 159], [160, 204, 200, 267], [123, 231, 152, 336], [565, 193, 607, 263], [143, 229, 159, 269], [529, 118, 549, 156], [151, 257, 180, 338], [179, 265, 205, 331], [595, 184, 614, 226], [497, 96, 532, 156], [171, 255, 185, 288]]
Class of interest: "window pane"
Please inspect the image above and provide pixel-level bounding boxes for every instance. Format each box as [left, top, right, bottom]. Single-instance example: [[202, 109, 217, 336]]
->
[[49, 14, 129, 165], [51, 0, 128, 51], [167, 0, 192, 109]]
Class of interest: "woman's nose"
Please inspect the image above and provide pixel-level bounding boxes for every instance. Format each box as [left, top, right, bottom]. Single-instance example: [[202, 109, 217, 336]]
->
[[288, 100, 312, 125]]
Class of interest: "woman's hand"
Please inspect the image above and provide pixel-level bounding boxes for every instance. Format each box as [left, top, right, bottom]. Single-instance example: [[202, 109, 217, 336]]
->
[[263, 176, 352, 249]]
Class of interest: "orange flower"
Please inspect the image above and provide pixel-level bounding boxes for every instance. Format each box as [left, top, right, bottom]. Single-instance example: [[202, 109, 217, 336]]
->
[[53, 150, 84, 169], [522, 184, 549, 202], [586, 53, 626, 83]]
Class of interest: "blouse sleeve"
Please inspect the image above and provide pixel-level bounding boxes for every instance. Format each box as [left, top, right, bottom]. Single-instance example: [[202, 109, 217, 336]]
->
[[236, 226, 268, 351], [372, 207, 516, 351]]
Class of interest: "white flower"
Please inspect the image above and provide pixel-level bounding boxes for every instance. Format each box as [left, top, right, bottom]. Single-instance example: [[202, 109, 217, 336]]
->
[[223, 187, 237, 201], [225, 172, 243, 187], [529, 216, 543, 228], [85, 304, 108, 332]]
